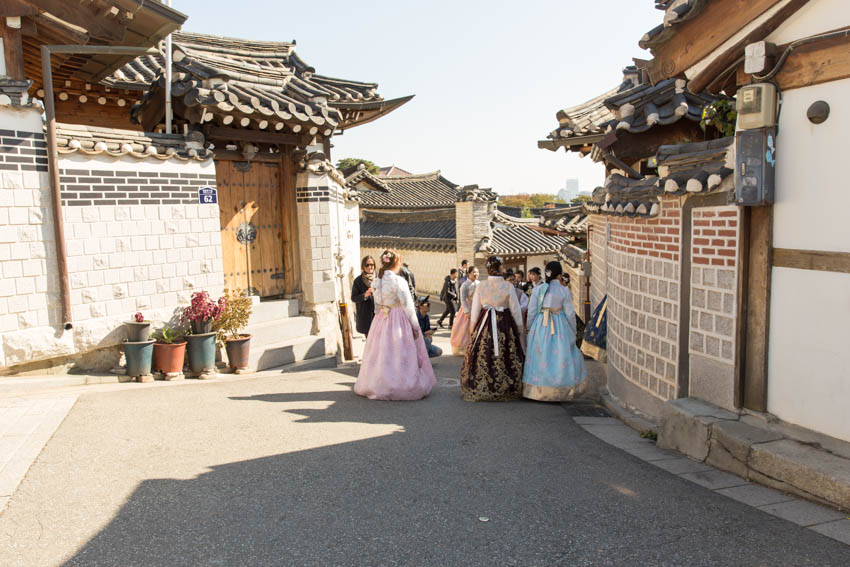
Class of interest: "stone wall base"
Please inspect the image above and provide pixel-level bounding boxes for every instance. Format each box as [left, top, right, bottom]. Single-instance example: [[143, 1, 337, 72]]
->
[[0, 344, 121, 376], [607, 362, 666, 422], [659, 397, 850, 510]]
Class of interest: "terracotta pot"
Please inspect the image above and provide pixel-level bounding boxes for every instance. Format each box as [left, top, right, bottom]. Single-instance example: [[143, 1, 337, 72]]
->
[[153, 340, 187, 374], [225, 334, 252, 370]]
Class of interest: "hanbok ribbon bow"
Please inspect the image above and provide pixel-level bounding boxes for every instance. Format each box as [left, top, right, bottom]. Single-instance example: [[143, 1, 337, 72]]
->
[[541, 307, 562, 336], [475, 304, 505, 357]]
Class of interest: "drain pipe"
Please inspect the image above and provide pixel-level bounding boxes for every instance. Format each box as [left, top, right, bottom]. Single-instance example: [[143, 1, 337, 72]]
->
[[41, 45, 159, 329], [165, 0, 173, 133]]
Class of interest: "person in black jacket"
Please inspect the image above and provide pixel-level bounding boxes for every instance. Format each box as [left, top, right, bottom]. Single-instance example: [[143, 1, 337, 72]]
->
[[400, 263, 416, 299], [351, 255, 376, 336], [438, 269, 458, 329]]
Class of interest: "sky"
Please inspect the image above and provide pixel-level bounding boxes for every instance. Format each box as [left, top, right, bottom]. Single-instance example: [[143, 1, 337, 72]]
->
[[173, 1, 662, 196]]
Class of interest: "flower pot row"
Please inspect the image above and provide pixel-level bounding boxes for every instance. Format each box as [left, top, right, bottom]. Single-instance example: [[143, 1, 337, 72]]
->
[[122, 290, 255, 380]]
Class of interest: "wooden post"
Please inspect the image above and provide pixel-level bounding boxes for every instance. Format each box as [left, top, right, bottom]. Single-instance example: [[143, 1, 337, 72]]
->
[[1, 17, 25, 80], [741, 206, 773, 411]]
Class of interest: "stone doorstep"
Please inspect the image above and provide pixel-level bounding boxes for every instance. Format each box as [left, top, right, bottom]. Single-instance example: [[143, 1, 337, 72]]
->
[[658, 397, 850, 511]]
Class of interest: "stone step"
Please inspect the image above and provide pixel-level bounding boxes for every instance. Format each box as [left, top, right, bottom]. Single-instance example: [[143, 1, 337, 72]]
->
[[278, 354, 337, 374], [247, 298, 300, 325], [244, 316, 314, 348], [249, 335, 326, 372]]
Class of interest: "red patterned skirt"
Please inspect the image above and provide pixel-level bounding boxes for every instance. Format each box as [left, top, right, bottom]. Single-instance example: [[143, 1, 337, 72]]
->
[[460, 310, 524, 402]]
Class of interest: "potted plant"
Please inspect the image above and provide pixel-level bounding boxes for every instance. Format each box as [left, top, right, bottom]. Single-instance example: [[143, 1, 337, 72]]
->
[[214, 288, 253, 371], [182, 291, 224, 378], [152, 324, 187, 377], [123, 312, 155, 382], [125, 312, 151, 342]]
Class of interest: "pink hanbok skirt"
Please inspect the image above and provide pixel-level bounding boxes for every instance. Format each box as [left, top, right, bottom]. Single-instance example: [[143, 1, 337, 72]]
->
[[449, 308, 471, 356], [354, 306, 436, 400]]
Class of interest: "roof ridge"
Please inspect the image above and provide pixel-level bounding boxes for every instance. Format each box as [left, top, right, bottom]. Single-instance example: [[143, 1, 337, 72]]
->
[[381, 170, 442, 181]]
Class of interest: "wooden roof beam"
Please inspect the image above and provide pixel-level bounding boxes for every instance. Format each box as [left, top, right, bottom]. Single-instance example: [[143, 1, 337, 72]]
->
[[21, 0, 126, 42], [646, 0, 786, 84]]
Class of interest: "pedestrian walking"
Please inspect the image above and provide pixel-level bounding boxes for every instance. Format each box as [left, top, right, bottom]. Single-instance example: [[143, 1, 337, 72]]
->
[[457, 259, 470, 289], [437, 269, 459, 329], [522, 261, 588, 401], [354, 249, 436, 401], [351, 255, 376, 336], [460, 256, 525, 402], [449, 265, 480, 356], [416, 296, 442, 358], [400, 262, 416, 299]]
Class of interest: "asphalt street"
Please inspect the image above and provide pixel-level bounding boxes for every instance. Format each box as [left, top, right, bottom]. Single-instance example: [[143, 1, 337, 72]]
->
[[0, 338, 849, 566]]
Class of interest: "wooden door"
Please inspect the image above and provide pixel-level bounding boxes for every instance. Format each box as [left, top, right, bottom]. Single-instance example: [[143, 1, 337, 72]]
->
[[216, 160, 286, 297]]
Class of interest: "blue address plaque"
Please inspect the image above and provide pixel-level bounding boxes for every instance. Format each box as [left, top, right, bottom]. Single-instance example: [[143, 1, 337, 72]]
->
[[198, 186, 218, 204]]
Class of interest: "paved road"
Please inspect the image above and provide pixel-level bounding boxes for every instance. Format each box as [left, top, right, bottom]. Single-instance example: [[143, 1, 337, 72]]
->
[[0, 341, 849, 566]]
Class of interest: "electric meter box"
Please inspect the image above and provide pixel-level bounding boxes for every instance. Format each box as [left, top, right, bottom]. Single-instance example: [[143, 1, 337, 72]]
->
[[736, 83, 778, 130], [735, 127, 776, 206]]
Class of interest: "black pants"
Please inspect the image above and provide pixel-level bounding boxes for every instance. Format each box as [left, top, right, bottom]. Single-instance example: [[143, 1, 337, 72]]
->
[[438, 300, 456, 327]]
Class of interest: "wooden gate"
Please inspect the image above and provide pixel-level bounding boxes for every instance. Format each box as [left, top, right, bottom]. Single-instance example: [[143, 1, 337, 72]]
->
[[216, 160, 286, 297]]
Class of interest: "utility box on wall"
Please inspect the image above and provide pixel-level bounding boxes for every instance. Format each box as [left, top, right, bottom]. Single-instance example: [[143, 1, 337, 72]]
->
[[734, 83, 778, 206], [735, 127, 776, 206]]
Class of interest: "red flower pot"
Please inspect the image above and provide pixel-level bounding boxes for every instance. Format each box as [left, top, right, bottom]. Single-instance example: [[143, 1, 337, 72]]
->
[[153, 340, 187, 374]]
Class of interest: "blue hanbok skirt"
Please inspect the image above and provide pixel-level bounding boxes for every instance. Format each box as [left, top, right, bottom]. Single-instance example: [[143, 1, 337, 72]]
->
[[522, 309, 588, 401]]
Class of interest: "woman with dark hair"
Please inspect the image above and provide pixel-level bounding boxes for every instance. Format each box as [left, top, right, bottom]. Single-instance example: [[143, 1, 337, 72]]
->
[[522, 261, 587, 401], [450, 265, 480, 356], [354, 249, 436, 400], [460, 256, 525, 402], [351, 255, 376, 336]]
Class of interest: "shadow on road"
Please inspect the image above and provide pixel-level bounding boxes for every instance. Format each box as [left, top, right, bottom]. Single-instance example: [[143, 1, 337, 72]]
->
[[54, 365, 850, 567]]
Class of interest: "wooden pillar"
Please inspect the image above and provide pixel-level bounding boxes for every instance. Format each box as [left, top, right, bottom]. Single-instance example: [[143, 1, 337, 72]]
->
[[1, 17, 25, 80], [281, 149, 301, 296], [740, 206, 772, 411]]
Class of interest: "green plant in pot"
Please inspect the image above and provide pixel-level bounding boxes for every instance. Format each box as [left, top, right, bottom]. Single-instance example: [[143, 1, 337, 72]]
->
[[125, 311, 152, 342], [182, 291, 224, 378], [214, 288, 253, 371], [152, 324, 187, 376]]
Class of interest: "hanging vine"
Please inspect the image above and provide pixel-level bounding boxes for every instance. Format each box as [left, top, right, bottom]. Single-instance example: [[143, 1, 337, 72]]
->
[[700, 100, 737, 137]]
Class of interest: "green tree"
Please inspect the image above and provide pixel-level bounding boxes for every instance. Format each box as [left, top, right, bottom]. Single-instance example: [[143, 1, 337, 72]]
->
[[572, 194, 593, 204], [336, 158, 380, 174]]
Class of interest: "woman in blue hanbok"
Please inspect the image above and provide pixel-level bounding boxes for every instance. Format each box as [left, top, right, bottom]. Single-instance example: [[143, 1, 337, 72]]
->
[[522, 261, 588, 401]]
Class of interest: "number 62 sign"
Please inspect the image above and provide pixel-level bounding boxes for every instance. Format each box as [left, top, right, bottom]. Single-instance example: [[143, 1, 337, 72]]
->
[[198, 186, 218, 204]]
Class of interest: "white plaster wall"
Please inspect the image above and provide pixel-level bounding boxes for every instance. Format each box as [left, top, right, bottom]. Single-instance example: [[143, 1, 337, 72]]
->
[[0, 134, 224, 370], [768, 268, 850, 442], [766, 0, 850, 45], [773, 77, 850, 252]]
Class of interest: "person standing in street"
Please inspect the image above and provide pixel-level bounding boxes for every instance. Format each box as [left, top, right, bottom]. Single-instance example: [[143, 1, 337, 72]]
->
[[416, 296, 442, 358], [354, 249, 435, 401], [400, 262, 416, 299], [450, 265, 480, 356], [457, 259, 470, 289], [438, 269, 459, 329], [527, 267, 542, 292], [522, 261, 587, 401], [460, 256, 525, 402], [351, 256, 376, 336]]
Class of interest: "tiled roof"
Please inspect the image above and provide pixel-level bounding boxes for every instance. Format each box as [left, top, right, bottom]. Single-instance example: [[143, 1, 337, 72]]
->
[[540, 69, 718, 152], [484, 225, 573, 257], [360, 209, 456, 251], [640, 0, 706, 51], [354, 171, 459, 209], [126, 32, 411, 133], [583, 136, 734, 217], [377, 165, 412, 177], [55, 123, 211, 161], [539, 206, 589, 234]]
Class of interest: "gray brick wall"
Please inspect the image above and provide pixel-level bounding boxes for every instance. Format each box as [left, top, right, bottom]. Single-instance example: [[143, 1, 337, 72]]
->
[[0, 129, 48, 173], [59, 169, 217, 207]]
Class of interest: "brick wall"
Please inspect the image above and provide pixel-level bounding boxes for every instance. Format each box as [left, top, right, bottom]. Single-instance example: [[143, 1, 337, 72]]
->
[[0, 109, 224, 372], [688, 206, 741, 410], [59, 168, 215, 207], [606, 196, 683, 402]]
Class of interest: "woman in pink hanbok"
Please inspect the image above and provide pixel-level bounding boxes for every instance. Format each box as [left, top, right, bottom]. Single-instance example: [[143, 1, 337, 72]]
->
[[450, 266, 480, 356], [354, 249, 436, 401]]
